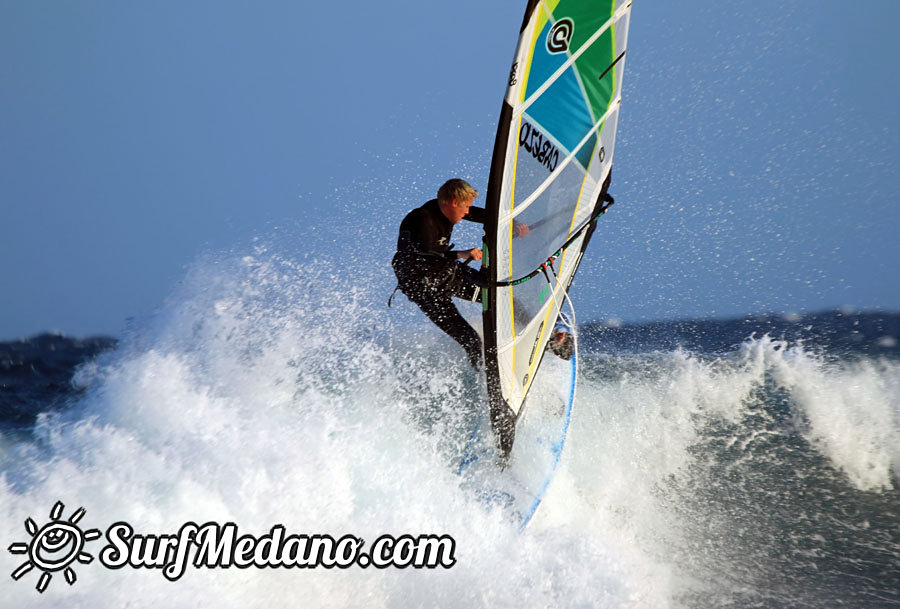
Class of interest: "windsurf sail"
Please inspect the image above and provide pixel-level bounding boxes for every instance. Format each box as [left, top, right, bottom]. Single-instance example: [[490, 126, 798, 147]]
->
[[481, 0, 632, 453]]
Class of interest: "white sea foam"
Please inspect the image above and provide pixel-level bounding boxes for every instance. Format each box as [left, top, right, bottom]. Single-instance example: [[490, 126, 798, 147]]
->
[[0, 252, 634, 608], [761, 339, 900, 492]]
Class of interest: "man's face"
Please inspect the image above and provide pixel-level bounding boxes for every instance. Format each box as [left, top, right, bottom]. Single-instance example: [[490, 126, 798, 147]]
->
[[448, 197, 474, 224]]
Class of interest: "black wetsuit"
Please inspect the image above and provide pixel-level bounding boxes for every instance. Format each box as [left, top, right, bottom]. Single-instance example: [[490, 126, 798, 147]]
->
[[392, 199, 486, 368]]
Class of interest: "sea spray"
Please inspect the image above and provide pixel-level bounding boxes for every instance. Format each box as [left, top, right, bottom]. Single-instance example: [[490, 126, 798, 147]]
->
[[2, 250, 634, 608]]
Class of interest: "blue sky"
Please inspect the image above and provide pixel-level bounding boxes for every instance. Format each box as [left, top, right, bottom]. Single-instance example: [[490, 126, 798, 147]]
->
[[2, 1, 898, 339]]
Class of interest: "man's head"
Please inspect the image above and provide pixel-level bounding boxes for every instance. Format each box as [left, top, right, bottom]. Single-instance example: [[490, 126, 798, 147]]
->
[[437, 179, 478, 224]]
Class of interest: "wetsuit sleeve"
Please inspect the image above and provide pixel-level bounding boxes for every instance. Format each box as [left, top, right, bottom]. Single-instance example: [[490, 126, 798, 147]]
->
[[463, 206, 486, 224]]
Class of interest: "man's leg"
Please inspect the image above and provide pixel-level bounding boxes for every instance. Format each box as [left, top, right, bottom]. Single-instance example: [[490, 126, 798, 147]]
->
[[446, 264, 482, 302], [411, 295, 483, 369]]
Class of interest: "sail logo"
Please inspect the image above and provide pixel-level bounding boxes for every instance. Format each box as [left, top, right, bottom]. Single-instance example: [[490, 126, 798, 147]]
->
[[519, 121, 560, 173], [538, 284, 551, 306], [547, 18, 574, 54]]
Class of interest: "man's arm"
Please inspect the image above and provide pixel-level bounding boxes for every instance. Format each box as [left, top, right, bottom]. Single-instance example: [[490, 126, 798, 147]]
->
[[463, 206, 529, 237], [451, 248, 482, 261], [463, 206, 487, 224]]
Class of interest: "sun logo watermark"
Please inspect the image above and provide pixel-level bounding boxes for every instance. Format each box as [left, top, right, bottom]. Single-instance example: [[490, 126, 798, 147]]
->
[[8, 501, 101, 593]]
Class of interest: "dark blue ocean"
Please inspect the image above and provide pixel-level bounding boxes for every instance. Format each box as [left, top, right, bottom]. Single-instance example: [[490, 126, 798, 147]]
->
[[2, 298, 899, 607]]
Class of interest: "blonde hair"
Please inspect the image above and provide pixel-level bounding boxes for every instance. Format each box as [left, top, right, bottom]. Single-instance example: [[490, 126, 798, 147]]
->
[[437, 179, 478, 203]]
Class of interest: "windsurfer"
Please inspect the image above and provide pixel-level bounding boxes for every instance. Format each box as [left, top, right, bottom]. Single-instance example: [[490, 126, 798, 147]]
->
[[391, 179, 528, 368]]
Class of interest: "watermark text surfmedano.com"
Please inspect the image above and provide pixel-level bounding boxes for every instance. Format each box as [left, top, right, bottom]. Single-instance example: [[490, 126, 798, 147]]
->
[[101, 522, 456, 579], [9, 502, 456, 594]]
